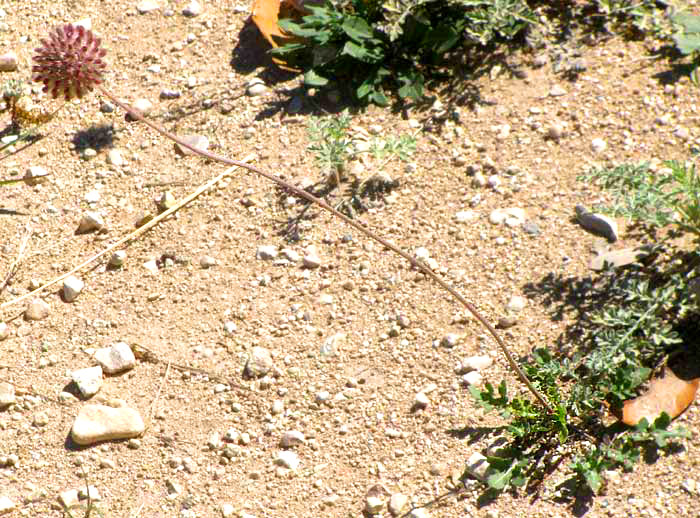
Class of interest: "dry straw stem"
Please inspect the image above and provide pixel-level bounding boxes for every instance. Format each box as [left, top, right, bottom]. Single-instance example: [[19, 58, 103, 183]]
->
[[146, 361, 171, 431], [0, 222, 31, 294], [96, 87, 553, 413], [0, 158, 252, 312]]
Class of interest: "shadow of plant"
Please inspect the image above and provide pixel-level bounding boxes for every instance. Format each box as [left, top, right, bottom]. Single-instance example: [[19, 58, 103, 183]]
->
[[72, 124, 115, 152], [274, 172, 401, 241]]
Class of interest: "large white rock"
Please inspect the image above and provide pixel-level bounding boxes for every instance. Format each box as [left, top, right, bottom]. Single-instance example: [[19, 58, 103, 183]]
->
[[71, 366, 103, 398], [244, 346, 272, 378], [0, 495, 16, 515], [24, 298, 49, 321], [274, 450, 299, 470], [94, 342, 135, 374], [62, 275, 84, 302], [0, 382, 15, 408], [71, 404, 144, 445]]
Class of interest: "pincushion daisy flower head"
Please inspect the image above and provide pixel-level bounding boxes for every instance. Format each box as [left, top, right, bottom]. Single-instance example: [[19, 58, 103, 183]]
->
[[32, 23, 106, 101]]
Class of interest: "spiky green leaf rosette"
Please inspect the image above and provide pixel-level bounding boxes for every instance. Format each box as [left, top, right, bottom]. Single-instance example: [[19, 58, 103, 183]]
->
[[32, 24, 106, 101]]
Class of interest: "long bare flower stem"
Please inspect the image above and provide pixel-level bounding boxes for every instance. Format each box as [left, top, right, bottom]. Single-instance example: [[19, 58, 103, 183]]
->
[[98, 85, 552, 413]]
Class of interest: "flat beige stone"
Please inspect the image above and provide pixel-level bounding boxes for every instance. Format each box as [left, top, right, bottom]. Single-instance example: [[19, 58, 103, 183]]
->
[[590, 246, 653, 271], [71, 404, 144, 445]]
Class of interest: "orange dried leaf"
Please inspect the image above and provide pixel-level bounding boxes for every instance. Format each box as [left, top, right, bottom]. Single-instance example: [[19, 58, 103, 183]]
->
[[621, 367, 699, 426], [252, 0, 286, 48], [250, 0, 302, 69]]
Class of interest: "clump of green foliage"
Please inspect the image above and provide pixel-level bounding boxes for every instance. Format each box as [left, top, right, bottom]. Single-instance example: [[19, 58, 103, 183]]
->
[[581, 161, 700, 236], [468, 160, 699, 496], [273, 0, 680, 105], [594, 0, 671, 36], [306, 110, 354, 176], [671, 11, 700, 84], [304, 111, 415, 216], [273, 0, 535, 105]]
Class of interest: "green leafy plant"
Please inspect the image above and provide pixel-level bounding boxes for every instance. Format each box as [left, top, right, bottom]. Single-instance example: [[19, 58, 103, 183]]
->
[[580, 161, 700, 237], [368, 133, 416, 161], [274, 0, 535, 105], [594, 0, 669, 36], [671, 11, 700, 84], [273, 0, 679, 106], [304, 112, 416, 215], [467, 160, 699, 496], [571, 414, 690, 494], [306, 111, 416, 178], [307, 110, 354, 178]]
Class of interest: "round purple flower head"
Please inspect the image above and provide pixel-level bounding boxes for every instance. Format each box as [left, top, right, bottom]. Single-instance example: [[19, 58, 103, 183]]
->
[[32, 24, 107, 101]]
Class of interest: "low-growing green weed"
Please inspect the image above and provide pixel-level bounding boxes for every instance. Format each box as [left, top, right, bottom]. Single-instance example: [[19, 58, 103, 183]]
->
[[306, 110, 354, 178], [273, 0, 535, 105], [580, 161, 700, 237], [304, 111, 415, 215], [467, 160, 699, 497], [671, 11, 700, 84]]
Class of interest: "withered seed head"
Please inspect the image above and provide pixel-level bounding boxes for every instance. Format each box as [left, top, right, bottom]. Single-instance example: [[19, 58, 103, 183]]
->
[[32, 24, 107, 101]]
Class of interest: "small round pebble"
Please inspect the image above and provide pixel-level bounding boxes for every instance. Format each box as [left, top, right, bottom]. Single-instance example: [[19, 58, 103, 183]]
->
[[200, 255, 217, 269], [24, 166, 49, 186], [413, 391, 429, 409], [497, 316, 518, 329], [506, 295, 527, 313], [25, 298, 49, 321], [256, 245, 278, 260], [547, 123, 565, 140], [0, 51, 18, 71], [440, 333, 460, 348], [127, 98, 153, 120], [247, 78, 267, 97], [389, 493, 408, 516], [591, 137, 607, 153], [77, 211, 105, 233], [223, 321, 237, 335], [174, 134, 209, 156], [0, 322, 8, 341], [274, 450, 300, 470], [106, 149, 124, 166], [280, 430, 304, 448], [62, 275, 84, 302], [522, 221, 540, 235], [33, 411, 49, 427], [462, 371, 483, 386], [183, 0, 202, 16], [271, 399, 284, 415], [303, 253, 321, 269], [109, 250, 126, 268]]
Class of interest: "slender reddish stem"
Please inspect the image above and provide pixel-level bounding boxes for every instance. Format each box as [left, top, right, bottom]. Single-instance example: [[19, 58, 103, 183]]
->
[[97, 85, 553, 413]]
